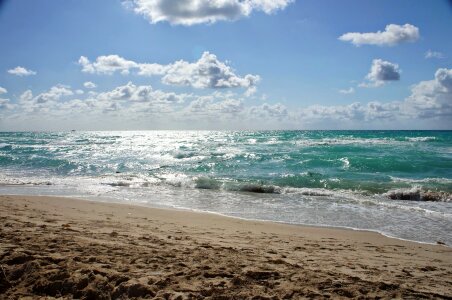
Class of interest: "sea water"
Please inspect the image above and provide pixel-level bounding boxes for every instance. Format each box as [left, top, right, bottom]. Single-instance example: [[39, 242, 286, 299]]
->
[[0, 130, 451, 245]]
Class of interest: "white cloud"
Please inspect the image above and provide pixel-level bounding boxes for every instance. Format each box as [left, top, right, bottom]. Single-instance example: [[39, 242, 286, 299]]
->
[[403, 68, 452, 119], [187, 96, 243, 115], [248, 103, 288, 120], [339, 24, 419, 46], [6, 69, 451, 129], [19, 90, 33, 103], [425, 50, 444, 59], [96, 82, 187, 104], [363, 101, 399, 120], [79, 52, 260, 93], [18, 85, 74, 113], [300, 102, 365, 121], [33, 85, 73, 103], [339, 87, 355, 94], [79, 55, 138, 75], [297, 68, 452, 124], [125, 0, 293, 26], [0, 87, 7, 94], [7, 66, 37, 76], [83, 81, 97, 89], [360, 59, 400, 87], [0, 98, 13, 110], [51, 82, 190, 117], [161, 52, 260, 90]]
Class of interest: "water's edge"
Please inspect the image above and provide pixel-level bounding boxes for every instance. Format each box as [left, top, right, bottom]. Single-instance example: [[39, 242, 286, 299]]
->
[[2, 191, 449, 248]]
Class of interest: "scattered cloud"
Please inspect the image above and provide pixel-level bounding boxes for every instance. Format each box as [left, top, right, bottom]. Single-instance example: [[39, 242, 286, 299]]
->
[[339, 24, 419, 46], [96, 82, 187, 103], [248, 103, 288, 120], [0, 98, 13, 110], [79, 52, 260, 93], [4, 68, 451, 129], [83, 81, 97, 89], [300, 102, 365, 121], [18, 85, 74, 113], [79, 55, 138, 75], [360, 59, 400, 87], [7, 66, 37, 76], [298, 68, 452, 124], [161, 52, 260, 90], [186, 96, 244, 116], [425, 50, 445, 59], [403, 68, 452, 119], [0, 87, 7, 94], [124, 0, 293, 26], [34, 85, 73, 103], [339, 87, 355, 94]]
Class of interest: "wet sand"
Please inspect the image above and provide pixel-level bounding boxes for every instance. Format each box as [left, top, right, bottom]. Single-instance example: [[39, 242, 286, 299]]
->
[[0, 195, 451, 299]]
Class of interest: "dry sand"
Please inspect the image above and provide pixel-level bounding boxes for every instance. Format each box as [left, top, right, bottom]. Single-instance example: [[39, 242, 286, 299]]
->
[[0, 195, 451, 299]]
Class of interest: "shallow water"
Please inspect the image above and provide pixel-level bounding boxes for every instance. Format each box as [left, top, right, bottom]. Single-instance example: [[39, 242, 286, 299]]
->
[[0, 130, 451, 244]]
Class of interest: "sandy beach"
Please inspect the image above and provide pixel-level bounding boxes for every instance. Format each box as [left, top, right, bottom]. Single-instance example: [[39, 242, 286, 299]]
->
[[0, 195, 451, 299]]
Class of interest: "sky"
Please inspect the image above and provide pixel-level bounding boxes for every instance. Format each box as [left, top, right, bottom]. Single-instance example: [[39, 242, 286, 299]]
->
[[0, 0, 451, 130]]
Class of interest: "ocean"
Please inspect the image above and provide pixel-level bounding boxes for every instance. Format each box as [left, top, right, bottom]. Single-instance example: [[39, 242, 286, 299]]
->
[[0, 130, 451, 245]]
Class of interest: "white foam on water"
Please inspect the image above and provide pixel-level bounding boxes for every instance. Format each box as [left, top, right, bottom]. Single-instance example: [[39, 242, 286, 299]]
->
[[339, 157, 350, 169], [390, 176, 452, 184], [406, 136, 436, 142]]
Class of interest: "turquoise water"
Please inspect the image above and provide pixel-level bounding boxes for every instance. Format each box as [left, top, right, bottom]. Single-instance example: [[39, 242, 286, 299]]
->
[[0, 131, 451, 244]]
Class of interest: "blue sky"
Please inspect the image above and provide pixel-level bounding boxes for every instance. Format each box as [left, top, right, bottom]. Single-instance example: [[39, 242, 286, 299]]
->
[[0, 0, 451, 130]]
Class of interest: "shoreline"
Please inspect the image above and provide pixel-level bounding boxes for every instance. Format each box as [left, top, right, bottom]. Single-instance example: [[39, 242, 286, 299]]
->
[[1, 194, 451, 298], [2, 190, 449, 247]]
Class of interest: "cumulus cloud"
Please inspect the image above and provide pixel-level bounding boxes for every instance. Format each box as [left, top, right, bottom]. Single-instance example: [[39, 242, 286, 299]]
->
[[339, 87, 355, 94], [248, 103, 288, 120], [360, 59, 400, 87], [83, 81, 97, 89], [79, 52, 260, 93], [18, 85, 74, 113], [7, 66, 37, 76], [12, 82, 188, 118], [125, 0, 293, 26], [187, 97, 244, 115], [0, 87, 7, 94], [161, 52, 260, 90], [33, 85, 73, 104], [6, 69, 451, 129], [79, 55, 138, 75], [19, 90, 33, 103], [339, 24, 419, 46], [403, 68, 452, 119], [425, 50, 444, 59], [96, 82, 186, 103], [296, 68, 452, 124], [0, 98, 13, 110], [300, 102, 365, 121]]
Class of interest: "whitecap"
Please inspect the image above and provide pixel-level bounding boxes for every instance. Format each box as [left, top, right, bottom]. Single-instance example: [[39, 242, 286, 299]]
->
[[406, 136, 436, 142]]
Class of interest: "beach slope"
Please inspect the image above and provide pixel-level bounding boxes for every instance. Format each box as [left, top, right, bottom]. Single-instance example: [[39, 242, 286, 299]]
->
[[0, 195, 451, 299]]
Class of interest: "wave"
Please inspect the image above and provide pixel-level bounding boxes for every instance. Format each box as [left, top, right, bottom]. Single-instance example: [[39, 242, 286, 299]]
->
[[0, 176, 53, 186], [406, 136, 436, 142], [339, 157, 350, 169], [376, 201, 452, 219], [1, 171, 451, 202], [103, 174, 452, 201], [389, 176, 452, 184], [384, 187, 451, 202], [0, 143, 12, 150], [294, 138, 399, 147]]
